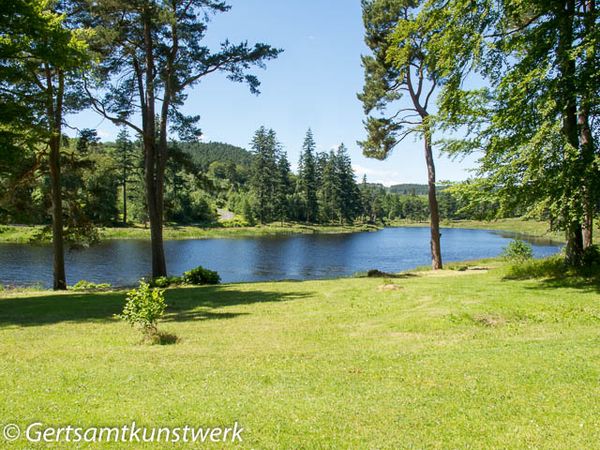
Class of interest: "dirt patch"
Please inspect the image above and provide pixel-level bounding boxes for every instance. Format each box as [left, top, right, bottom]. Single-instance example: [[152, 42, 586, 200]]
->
[[377, 284, 403, 291], [473, 314, 506, 327]]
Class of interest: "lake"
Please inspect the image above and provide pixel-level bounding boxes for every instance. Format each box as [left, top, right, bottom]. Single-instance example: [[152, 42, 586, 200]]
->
[[0, 227, 562, 287]]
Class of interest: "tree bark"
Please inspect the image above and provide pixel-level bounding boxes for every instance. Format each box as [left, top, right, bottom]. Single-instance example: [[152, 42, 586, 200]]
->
[[580, 0, 596, 249], [122, 179, 127, 225], [423, 118, 442, 270], [558, 0, 584, 265], [46, 67, 67, 290], [143, 8, 167, 278]]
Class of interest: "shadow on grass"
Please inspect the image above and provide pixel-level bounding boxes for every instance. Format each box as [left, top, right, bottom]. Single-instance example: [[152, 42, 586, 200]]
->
[[521, 276, 600, 294], [502, 257, 600, 293], [0, 285, 311, 328]]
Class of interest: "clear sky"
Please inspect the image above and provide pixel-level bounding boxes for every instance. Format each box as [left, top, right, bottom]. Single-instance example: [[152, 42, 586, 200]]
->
[[68, 0, 479, 185]]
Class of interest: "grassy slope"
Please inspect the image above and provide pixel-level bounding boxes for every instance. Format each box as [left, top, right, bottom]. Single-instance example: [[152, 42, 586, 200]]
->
[[390, 218, 569, 242], [1, 266, 599, 448], [0, 223, 382, 243]]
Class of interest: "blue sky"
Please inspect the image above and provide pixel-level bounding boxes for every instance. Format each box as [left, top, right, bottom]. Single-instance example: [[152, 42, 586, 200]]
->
[[68, 0, 479, 185]]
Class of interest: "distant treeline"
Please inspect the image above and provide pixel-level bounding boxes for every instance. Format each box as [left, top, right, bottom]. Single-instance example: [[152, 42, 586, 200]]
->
[[0, 127, 502, 234]]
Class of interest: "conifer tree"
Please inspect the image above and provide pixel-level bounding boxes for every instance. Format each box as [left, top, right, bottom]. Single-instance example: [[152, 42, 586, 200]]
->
[[250, 127, 278, 223], [298, 129, 319, 223], [113, 128, 136, 224]]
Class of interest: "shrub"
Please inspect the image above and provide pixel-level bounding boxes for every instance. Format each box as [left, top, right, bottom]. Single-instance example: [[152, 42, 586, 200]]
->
[[71, 280, 112, 291], [582, 245, 600, 267], [150, 276, 182, 288], [504, 255, 565, 280], [220, 217, 250, 228], [117, 281, 167, 341], [182, 266, 221, 285], [502, 239, 533, 262]]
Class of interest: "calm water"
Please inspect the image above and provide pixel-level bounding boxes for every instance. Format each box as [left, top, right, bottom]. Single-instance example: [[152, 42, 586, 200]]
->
[[0, 227, 562, 287]]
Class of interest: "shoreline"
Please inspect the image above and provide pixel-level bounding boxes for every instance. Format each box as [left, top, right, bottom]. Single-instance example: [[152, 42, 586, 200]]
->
[[0, 218, 566, 244]]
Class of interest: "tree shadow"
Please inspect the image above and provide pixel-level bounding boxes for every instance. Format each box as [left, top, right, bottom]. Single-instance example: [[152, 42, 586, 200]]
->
[[519, 276, 600, 294], [0, 285, 311, 328]]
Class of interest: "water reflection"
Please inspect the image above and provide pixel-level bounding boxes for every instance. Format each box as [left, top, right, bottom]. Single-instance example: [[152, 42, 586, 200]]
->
[[0, 227, 562, 287]]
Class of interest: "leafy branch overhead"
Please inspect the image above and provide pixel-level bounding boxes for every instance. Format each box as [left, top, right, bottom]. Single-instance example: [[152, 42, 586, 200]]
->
[[87, 0, 282, 140]]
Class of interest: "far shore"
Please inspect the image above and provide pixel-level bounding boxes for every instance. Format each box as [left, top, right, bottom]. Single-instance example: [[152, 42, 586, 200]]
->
[[0, 218, 572, 244]]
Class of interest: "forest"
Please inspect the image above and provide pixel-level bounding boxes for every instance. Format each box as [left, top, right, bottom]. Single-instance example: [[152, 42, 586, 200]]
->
[[0, 125, 491, 234]]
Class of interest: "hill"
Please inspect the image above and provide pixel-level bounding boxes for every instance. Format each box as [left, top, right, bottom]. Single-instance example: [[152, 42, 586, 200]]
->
[[178, 141, 253, 168]]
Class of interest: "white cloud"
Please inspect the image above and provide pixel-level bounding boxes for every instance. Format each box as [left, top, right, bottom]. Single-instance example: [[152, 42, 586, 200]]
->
[[96, 129, 114, 140], [352, 164, 404, 187]]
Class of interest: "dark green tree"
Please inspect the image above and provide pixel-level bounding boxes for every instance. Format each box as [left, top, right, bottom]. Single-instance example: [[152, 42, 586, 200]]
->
[[85, 0, 281, 277], [250, 127, 279, 223], [336, 143, 362, 223], [0, 0, 91, 289], [298, 129, 319, 223], [433, 0, 599, 265], [274, 149, 292, 224], [113, 128, 136, 224]]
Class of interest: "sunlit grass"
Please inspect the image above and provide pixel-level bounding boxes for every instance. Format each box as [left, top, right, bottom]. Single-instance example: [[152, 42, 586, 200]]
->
[[0, 263, 599, 448]]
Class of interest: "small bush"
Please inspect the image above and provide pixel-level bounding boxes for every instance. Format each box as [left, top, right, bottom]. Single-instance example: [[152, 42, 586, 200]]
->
[[502, 239, 533, 262], [71, 280, 112, 291], [182, 266, 221, 285], [150, 276, 182, 288], [220, 217, 250, 228], [117, 281, 167, 342], [582, 245, 600, 268]]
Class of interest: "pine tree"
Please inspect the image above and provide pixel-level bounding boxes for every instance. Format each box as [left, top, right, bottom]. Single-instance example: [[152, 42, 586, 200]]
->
[[298, 129, 319, 223], [113, 128, 136, 224], [319, 150, 341, 223], [274, 149, 292, 224], [336, 143, 361, 223], [250, 127, 278, 223]]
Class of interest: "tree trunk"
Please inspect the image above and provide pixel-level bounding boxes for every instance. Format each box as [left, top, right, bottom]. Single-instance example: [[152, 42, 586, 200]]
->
[[46, 67, 67, 290], [423, 119, 442, 270], [122, 180, 127, 225], [49, 132, 66, 290], [142, 9, 167, 279], [558, 0, 584, 265], [580, 0, 596, 249]]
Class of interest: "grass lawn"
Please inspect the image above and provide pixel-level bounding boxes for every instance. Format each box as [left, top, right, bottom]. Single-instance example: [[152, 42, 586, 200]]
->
[[1, 264, 599, 448]]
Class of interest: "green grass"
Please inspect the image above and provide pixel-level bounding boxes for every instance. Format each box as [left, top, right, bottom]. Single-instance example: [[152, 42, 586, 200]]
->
[[391, 218, 569, 243], [1, 264, 599, 448]]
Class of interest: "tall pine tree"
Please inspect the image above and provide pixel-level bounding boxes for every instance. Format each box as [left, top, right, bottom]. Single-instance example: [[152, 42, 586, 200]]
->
[[298, 129, 319, 223]]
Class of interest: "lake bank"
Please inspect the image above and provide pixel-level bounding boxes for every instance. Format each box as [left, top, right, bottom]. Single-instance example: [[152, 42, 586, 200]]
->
[[389, 218, 567, 243], [0, 218, 566, 243], [0, 222, 382, 243], [0, 263, 598, 448]]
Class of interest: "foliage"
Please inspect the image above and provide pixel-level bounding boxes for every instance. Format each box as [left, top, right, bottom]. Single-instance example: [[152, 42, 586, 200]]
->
[[297, 129, 319, 222], [149, 276, 183, 288], [180, 142, 254, 169], [581, 245, 600, 275], [429, 0, 599, 264], [220, 216, 251, 228], [116, 281, 167, 340], [502, 240, 534, 263], [71, 280, 112, 291], [182, 266, 221, 285]]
